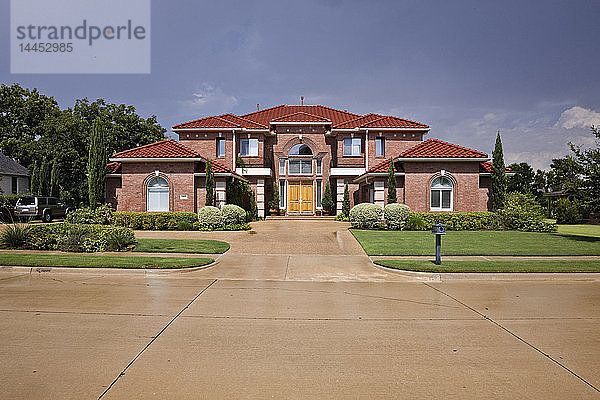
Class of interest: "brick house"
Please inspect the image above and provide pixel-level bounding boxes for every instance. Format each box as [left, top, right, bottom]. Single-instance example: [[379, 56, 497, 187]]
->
[[106, 104, 496, 216]]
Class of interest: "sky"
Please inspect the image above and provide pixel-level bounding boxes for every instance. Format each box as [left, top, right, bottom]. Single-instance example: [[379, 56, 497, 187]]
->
[[2, 0, 600, 169]]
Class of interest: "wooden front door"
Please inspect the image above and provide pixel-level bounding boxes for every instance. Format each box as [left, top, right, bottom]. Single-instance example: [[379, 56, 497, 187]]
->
[[288, 181, 313, 214]]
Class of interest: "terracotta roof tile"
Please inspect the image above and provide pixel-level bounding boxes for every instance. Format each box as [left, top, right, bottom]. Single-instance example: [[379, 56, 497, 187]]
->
[[479, 161, 512, 173], [401, 139, 488, 158], [333, 113, 384, 129], [241, 104, 360, 126], [366, 158, 404, 173], [334, 114, 428, 129], [271, 112, 331, 123], [106, 162, 121, 174], [112, 139, 200, 158]]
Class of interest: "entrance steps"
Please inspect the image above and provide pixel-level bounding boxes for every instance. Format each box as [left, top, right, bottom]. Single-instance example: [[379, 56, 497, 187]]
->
[[266, 215, 336, 221]]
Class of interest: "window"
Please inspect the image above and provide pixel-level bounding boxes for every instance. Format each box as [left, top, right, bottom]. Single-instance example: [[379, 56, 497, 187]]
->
[[316, 179, 322, 208], [343, 138, 362, 156], [11, 177, 17, 194], [288, 159, 312, 175], [279, 159, 286, 175], [216, 138, 226, 157], [38, 198, 47, 205], [430, 177, 453, 211], [316, 159, 322, 175], [48, 197, 57, 205], [289, 144, 312, 156], [240, 138, 258, 156], [147, 177, 169, 212], [279, 180, 286, 209], [375, 137, 385, 157]]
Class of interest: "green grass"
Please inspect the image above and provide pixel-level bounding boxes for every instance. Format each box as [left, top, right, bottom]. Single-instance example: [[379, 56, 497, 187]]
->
[[133, 238, 229, 254], [557, 224, 600, 238], [0, 253, 213, 269], [351, 229, 600, 256], [374, 259, 600, 273]]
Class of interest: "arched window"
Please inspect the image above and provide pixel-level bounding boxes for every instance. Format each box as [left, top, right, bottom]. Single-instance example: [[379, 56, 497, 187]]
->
[[289, 144, 312, 156], [147, 177, 169, 212], [430, 176, 453, 211]]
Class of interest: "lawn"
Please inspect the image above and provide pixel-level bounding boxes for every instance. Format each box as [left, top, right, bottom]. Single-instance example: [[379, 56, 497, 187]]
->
[[0, 253, 214, 269], [557, 224, 600, 238], [134, 238, 229, 254], [351, 229, 600, 256], [374, 259, 600, 273]]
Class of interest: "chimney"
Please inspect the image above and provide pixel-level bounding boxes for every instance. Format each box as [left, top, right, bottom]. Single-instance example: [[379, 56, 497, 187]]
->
[[257, 103, 260, 111], [301, 96, 304, 106]]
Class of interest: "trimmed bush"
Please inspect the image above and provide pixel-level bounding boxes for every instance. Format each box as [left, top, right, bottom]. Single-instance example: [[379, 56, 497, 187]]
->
[[499, 192, 556, 232], [384, 203, 410, 230], [0, 223, 31, 248], [553, 198, 582, 224], [221, 204, 247, 226], [349, 203, 384, 229], [197, 206, 223, 229], [65, 204, 113, 225], [112, 212, 198, 230], [24, 224, 135, 252], [405, 211, 502, 231]]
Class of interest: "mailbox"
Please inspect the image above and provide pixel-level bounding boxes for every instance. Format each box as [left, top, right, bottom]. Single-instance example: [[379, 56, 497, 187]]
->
[[431, 222, 446, 235]]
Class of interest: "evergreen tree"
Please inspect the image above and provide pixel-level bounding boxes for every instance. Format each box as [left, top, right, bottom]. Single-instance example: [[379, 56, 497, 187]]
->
[[87, 118, 107, 208], [39, 158, 50, 196], [492, 130, 507, 210], [322, 181, 334, 214], [50, 159, 60, 197], [205, 159, 214, 206], [269, 182, 280, 211], [387, 158, 397, 204], [30, 161, 40, 195], [342, 184, 350, 217]]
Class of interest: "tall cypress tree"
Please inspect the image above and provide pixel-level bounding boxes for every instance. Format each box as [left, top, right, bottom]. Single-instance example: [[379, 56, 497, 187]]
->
[[87, 118, 107, 208], [39, 158, 50, 196], [50, 159, 60, 197], [387, 158, 397, 204], [205, 159, 214, 206], [30, 161, 40, 195], [342, 184, 350, 217], [492, 130, 507, 210]]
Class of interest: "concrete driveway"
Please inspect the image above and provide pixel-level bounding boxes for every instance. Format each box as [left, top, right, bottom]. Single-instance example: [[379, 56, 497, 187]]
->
[[1, 273, 599, 399], [136, 219, 408, 281]]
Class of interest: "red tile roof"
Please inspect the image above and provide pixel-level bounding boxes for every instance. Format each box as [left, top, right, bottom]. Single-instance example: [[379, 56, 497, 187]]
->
[[106, 162, 121, 174], [241, 104, 359, 126], [366, 158, 404, 173], [479, 161, 512, 173], [271, 112, 331, 123], [400, 139, 488, 159], [112, 139, 200, 158], [334, 113, 429, 129]]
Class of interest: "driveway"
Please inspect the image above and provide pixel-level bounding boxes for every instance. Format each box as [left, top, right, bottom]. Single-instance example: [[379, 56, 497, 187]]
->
[[136, 219, 409, 281]]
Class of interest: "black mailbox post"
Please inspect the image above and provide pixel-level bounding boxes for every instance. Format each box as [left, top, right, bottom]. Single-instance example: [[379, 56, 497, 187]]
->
[[431, 222, 446, 265]]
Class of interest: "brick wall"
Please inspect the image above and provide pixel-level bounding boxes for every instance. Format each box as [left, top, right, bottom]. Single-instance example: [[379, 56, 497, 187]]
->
[[179, 131, 235, 170], [366, 131, 423, 169], [105, 177, 122, 209], [336, 133, 365, 167]]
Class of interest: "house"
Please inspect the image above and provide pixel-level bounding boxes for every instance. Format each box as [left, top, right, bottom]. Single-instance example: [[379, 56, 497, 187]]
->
[[106, 104, 496, 216], [0, 152, 29, 195]]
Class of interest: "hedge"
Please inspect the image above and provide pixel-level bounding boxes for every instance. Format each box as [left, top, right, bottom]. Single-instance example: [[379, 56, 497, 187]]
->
[[384, 203, 410, 230], [112, 211, 197, 230], [220, 204, 247, 226], [24, 223, 136, 252], [350, 203, 384, 229], [405, 211, 502, 231], [65, 204, 113, 225]]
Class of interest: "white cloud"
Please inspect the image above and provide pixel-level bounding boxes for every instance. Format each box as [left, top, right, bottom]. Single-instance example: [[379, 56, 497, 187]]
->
[[555, 106, 600, 129], [180, 83, 239, 114]]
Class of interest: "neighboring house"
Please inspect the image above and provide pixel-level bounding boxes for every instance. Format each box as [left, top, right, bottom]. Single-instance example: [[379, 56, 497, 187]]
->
[[0, 152, 29, 195], [106, 104, 500, 216]]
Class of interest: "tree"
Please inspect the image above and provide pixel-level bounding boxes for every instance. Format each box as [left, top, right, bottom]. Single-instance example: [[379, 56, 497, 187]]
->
[[491, 130, 507, 210], [569, 126, 600, 215], [342, 184, 350, 217], [322, 181, 334, 214], [507, 162, 535, 194], [205, 160, 214, 206], [87, 118, 107, 208], [387, 158, 397, 204], [50, 159, 60, 197], [39, 157, 51, 196], [30, 161, 40, 195], [269, 182, 280, 211]]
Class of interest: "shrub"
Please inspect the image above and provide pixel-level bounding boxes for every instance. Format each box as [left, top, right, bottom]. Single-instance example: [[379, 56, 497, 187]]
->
[[349, 203, 383, 229], [342, 184, 350, 217], [197, 206, 223, 229], [322, 182, 334, 214], [0, 223, 31, 249], [154, 214, 169, 230], [26, 224, 135, 252], [405, 211, 502, 231], [112, 212, 198, 230], [221, 204, 247, 226], [65, 204, 113, 225], [335, 213, 349, 222], [553, 198, 582, 224], [499, 192, 556, 232], [167, 218, 178, 230], [384, 203, 410, 230], [178, 220, 194, 231]]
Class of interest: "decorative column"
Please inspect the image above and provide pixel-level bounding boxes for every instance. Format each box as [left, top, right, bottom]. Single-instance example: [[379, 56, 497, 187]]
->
[[336, 178, 345, 215], [215, 179, 226, 208], [374, 180, 385, 207], [256, 178, 265, 218]]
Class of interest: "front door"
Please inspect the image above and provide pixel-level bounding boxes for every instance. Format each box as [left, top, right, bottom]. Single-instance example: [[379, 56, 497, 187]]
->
[[288, 181, 313, 214]]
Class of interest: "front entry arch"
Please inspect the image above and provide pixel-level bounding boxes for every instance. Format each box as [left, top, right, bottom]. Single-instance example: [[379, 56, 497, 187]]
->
[[288, 181, 313, 214]]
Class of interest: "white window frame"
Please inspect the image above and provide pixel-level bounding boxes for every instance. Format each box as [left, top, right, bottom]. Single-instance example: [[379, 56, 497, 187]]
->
[[279, 180, 286, 209], [216, 138, 226, 157], [288, 159, 313, 175], [375, 137, 385, 157], [316, 179, 322, 209], [279, 158, 286, 175], [430, 177, 453, 211], [147, 177, 169, 212], [343, 138, 362, 156], [316, 159, 322, 175], [240, 138, 259, 156]]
